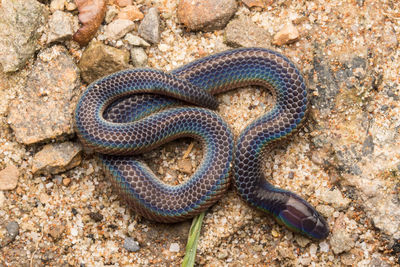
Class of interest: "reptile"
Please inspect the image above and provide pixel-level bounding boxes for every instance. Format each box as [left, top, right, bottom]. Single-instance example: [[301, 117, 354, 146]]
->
[[75, 47, 329, 240]]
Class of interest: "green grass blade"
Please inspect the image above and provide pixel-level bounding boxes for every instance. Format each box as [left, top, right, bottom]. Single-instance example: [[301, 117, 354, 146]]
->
[[182, 212, 205, 267]]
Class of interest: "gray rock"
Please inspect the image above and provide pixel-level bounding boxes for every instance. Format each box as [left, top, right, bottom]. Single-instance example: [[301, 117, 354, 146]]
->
[[8, 45, 80, 144], [124, 237, 140, 252], [79, 41, 130, 83], [224, 16, 271, 48], [32, 142, 82, 175], [177, 0, 237, 31], [105, 19, 135, 40], [138, 8, 160, 44], [47, 10, 75, 44], [124, 33, 150, 47], [6, 221, 19, 240], [130, 47, 148, 67], [0, 0, 48, 72]]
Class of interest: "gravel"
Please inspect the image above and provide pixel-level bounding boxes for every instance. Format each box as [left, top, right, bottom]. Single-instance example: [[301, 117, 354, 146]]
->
[[0, 0, 399, 266], [124, 237, 140, 252]]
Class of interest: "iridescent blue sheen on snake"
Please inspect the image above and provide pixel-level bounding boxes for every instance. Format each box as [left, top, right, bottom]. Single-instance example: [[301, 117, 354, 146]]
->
[[75, 48, 329, 239]]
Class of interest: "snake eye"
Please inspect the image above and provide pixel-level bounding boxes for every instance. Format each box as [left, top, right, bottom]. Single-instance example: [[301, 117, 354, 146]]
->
[[278, 195, 329, 240]]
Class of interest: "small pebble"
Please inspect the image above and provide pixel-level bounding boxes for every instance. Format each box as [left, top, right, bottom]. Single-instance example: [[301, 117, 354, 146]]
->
[[316, 204, 335, 218], [63, 178, 71, 186], [89, 212, 104, 222], [48, 224, 65, 240], [50, 0, 64, 12], [105, 5, 119, 24], [39, 193, 50, 204], [138, 7, 160, 44], [242, 0, 267, 9], [124, 237, 140, 252], [224, 16, 270, 48], [169, 242, 180, 252], [6, 221, 19, 240], [70, 227, 78, 236], [54, 175, 63, 185], [117, 5, 144, 21], [321, 188, 350, 209], [177, 158, 192, 174], [330, 214, 356, 254], [319, 241, 330, 253], [65, 1, 76, 11], [295, 235, 311, 247], [124, 33, 150, 47], [47, 10, 74, 44], [392, 240, 400, 254], [0, 164, 19, 190], [32, 142, 82, 175], [271, 229, 279, 237], [0, 191, 5, 208], [273, 22, 300, 46], [116, 0, 132, 7], [217, 249, 228, 259], [131, 47, 147, 68], [177, 0, 237, 31], [71, 208, 78, 216], [130, 47, 148, 67], [105, 19, 135, 40], [45, 182, 54, 189], [79, 41, 130, 83]]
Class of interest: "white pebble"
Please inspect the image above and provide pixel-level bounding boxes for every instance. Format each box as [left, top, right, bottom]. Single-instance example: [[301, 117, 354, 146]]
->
[[158, 43, 169, 52], [319, 241, 329, 253], [169, 242, 180, 252], [70, 226, 78, 236]]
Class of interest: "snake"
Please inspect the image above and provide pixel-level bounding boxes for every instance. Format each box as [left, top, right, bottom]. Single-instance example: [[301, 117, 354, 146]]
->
[[75, 47, 329, 240]]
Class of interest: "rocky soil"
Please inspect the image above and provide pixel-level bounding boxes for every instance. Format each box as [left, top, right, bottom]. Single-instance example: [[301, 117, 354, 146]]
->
[[0, 0, 399, 266]]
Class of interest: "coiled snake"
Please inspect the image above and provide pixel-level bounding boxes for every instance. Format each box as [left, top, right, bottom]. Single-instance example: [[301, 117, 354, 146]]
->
[[75, 47, 329, 240]]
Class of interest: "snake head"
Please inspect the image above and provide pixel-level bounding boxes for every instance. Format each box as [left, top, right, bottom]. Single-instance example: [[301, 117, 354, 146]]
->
[[276, 194, 329, 240]]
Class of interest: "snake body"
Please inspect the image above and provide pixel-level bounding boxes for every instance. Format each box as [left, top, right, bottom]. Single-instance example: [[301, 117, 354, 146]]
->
[[75, 48, 329, 239]]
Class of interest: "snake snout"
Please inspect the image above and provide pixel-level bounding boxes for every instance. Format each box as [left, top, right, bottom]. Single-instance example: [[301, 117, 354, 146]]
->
[[278, 195, 329, 240]]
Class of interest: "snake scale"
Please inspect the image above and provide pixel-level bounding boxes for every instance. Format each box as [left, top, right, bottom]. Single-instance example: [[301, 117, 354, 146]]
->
[[75, 47, 329, 240]]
